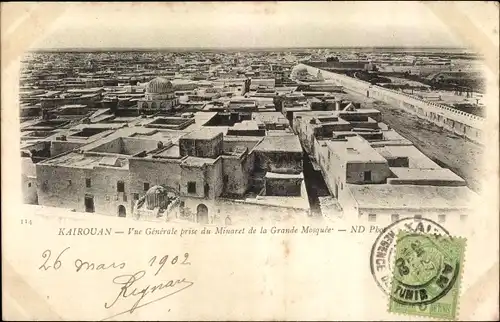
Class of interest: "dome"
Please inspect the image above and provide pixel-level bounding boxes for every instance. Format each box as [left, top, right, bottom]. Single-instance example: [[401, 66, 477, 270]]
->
[[145, 185, 171, 196], [144, 185, 169, 210], [146, 77, 173, 94]]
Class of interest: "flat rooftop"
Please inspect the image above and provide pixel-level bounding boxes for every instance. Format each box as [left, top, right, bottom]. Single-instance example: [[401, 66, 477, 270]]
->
[[254, 135, 303, 153], [377, 129, 412, 143], [374, 145, 440, 169], [295, 111, 336, 119], [79, 126, 170, 151], [348, 184, 477, 210], [252, 112, 289, 124], [181, 127, 224, 140], [182, 111, 219, 131], [389, 168, 466, 184], [181, 156, 218, 167], [131, 130, 189, 143], [152, 144, 180, 158], [41, 152, 129, 170], [59, 104, 87, 109], [88, 136, 162, 156], [326, 136, 387, 164], [231, 120, 261, 131], [242, 196, 309, 210], [265, 172, 304, 179]]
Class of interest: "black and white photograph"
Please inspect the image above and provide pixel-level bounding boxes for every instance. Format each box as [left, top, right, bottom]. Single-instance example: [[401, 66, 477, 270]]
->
[[2, 2, 498, 321]]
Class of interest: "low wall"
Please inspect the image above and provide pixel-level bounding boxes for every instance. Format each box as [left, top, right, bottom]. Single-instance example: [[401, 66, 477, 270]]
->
[[296, 64, 484, 144]]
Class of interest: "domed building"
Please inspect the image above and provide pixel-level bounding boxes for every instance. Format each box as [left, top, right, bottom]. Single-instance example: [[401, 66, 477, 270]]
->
[[138, 77, 179, 113], [132, 184, 180, 221]]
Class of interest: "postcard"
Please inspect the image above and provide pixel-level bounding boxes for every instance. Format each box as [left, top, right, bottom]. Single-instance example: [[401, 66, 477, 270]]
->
[[2, 2, 498, 321]]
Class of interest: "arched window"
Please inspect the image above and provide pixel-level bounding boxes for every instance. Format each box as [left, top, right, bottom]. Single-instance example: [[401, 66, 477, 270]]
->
[[196, 204, 209, 224], [150, 102, 157, 109], [142, 102, 149, 109]]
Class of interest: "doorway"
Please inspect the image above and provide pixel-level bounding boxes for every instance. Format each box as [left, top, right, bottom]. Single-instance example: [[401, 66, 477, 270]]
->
[[84, 195, 95, 213], [196, 204, 209, 224], [364, 171, 372, 182], [118, 205, 126, 218]]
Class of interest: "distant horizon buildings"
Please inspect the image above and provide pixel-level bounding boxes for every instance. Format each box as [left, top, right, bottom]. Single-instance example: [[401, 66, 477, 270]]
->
[[29, 46, 476, 53]]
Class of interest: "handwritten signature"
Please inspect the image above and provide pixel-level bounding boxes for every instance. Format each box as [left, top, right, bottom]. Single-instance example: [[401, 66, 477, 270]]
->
[[38, 247, 194, 320], [102, 270, 194, 320]]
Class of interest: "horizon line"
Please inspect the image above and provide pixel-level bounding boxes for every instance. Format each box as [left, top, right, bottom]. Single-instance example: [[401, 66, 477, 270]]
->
[[29, 45, 471, 52]]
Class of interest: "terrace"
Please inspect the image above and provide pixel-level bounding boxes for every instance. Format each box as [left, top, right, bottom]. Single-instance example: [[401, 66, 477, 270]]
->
[[21, 130, 58, 140], [144, 117, 195, 130], [21, 119, 71, 131], [87, 137, 165, 157], [69, 127, 109, 138]]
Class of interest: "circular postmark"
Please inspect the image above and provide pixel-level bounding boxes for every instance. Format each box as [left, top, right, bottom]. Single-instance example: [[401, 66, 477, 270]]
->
[[369, 217, 451, 298], [389, 232, 461, 305]]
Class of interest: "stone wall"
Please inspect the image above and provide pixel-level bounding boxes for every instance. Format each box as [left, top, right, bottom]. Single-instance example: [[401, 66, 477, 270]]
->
[[222, 155, 250, 196], [36, 163, 89, 212], [129, 158, 181, 194], [254, 150, 303, 174], [296, 64, 485, 144], [181, 197, 309, 226], [50, 141, 85, 157]]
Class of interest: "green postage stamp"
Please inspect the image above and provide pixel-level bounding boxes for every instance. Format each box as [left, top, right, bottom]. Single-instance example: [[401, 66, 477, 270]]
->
[[388, 231, 467, 320]]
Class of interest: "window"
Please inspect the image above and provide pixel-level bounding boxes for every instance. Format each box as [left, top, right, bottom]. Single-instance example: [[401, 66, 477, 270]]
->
[[438, 214, 446, 223], [28, 182, 32, 188], [368, 214, 377, 222], [144, 182, 150, 191], [391, 214, 399, 222], [363, 171, 371, 181], [117, 181, 125, 193], [86, 178, 91, 188], [67, 179, 72, 185], [204, 183, 210, 197], [133, 193, 139, 200], [188, 182, 196, 194], [123, 194, 127, 202], [414, 214, 422, 221]]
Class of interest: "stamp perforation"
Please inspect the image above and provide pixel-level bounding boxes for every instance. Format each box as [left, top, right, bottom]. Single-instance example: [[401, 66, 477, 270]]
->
[[387, 230, 467, 321]]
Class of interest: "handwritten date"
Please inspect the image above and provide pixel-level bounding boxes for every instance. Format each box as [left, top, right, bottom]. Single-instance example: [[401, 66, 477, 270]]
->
[[39, 247, 70, 270], [148, 253, 191, 276], [38, 248, 191, 275]]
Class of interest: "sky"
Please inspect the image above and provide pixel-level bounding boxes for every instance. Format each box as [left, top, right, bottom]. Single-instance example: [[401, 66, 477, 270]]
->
[[23, 2, 476, 49]]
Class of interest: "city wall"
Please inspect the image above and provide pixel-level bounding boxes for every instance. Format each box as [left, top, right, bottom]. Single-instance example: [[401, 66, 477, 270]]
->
[[296, 64, 485, 144]]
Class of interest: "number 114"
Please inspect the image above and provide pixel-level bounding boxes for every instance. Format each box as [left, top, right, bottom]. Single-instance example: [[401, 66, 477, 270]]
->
[[21, 219, 32, 225]]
